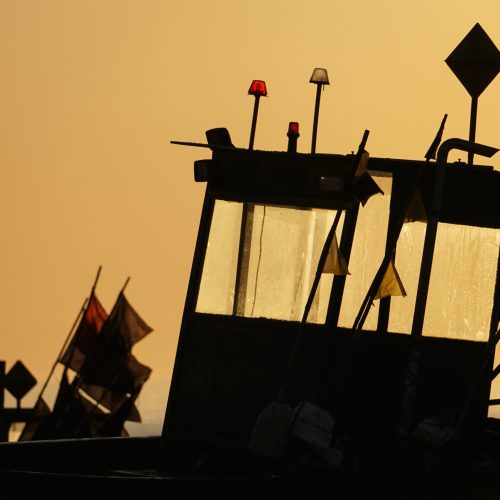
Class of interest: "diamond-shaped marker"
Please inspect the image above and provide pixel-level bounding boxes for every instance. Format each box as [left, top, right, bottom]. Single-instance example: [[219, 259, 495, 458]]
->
[[446, 23, 500, 97], [5, 360, 37, 401]]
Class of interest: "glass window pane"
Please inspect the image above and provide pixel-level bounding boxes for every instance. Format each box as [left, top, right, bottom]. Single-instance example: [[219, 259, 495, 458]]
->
[[242, 205, 341, 323], [196, 200, 342, 323], [422, 224, 498, 341], [338, 176, 392, 330], [196, 200, 242, 315], [388, 221, 426, 334]]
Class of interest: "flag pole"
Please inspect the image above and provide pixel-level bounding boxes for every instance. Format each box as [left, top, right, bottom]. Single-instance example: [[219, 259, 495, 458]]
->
[[48, 267, 103, 437], [119, 276, 131, 295], [276, 130, 369, 404], [34, 264, 102, 406], [62, 265, 103, 379], [44, 265, 103, 391], [353, 114, 448, 332], [90, 265, 102, 296], [33, 297, 88, 406]]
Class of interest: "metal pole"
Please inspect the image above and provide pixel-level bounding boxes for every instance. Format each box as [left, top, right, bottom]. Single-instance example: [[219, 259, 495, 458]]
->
[[235, 93, 262, 315], [232, 204, 255, 316], [398, 138, 498, 436], [311, 84, 322, 153], [468, 96, 478, 166], [248, 95, 261, 150]]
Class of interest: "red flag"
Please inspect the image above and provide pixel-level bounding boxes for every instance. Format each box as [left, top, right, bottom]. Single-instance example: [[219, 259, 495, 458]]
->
[[59, 293, 108, 372]]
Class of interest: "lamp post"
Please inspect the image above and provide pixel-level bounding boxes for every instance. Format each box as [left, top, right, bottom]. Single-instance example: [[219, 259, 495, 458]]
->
[[247, 80, 267, 150], [309, 68, 330, 154], [233, 80, 267, 316]]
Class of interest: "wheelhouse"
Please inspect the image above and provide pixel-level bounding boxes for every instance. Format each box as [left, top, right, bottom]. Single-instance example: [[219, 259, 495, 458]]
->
[[161, 137, 499, 464]]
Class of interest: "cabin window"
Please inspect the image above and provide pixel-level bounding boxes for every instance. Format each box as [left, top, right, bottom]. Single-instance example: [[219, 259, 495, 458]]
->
[[196, 200, 343, 323], [389, 223, 497, 341], [422, 224, 497, 341]]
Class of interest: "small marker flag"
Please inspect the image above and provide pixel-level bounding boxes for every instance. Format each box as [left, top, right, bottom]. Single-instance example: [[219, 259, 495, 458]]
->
[[322, 233, 350, 275], [374, 259, 407, 300]]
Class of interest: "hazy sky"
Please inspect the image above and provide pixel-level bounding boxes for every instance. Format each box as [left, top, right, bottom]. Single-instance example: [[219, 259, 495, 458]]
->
[[1, 1, 499, 434]]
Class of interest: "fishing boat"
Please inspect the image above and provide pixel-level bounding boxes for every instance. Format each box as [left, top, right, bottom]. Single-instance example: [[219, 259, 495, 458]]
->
[[0, 25, 499, 500]]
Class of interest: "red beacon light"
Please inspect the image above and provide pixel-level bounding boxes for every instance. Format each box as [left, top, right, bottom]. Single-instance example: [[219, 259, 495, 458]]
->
[[287, 121, 300, 153], [247, 79, 268, 149], [287, 121, 300, 138], [248, 80, 268, 97]]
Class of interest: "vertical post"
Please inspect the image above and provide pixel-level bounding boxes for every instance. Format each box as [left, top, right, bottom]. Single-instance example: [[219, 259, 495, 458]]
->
[[248, 95, 261, 150], [398, 139, 498, 436], [397, 162, 447, 436], [468, 96, 478, 166], [233, 204, 255, 316], [247, 80, 267, 151], [311, 84, 322, 154], [159, 188, 217, 472], [235, 91, 259, 313], [309, 67, 330, 154], [233, 81, 268, 315], [325, 205, 360, 327]]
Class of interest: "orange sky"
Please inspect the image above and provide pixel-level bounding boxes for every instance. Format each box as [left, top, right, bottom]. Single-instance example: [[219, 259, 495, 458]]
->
[[0, 1, 499, 434]]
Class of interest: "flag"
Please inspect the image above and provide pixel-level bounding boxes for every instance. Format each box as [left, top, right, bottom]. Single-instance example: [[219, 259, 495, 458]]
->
[[42, 371, 94, 439], [424, 114, 448, 161], [374, 259, 407, 300], [17, 397, 51, 442], [351, 151, 383, 206], [322, 233, 350, 275], [81, 351, 152, 393], [79, 382, 139, 421], [74, 293, 153, 392], [404, 188, 428, 223], [96, 389, 143, 437], [59, 293, 108, 372], [104, 293, 153, 352]]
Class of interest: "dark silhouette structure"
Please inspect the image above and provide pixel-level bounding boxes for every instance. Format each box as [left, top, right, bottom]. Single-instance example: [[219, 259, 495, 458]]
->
[[0, 26, 499, 499]]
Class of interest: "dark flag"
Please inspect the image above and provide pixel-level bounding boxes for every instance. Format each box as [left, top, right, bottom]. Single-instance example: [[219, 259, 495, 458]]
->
[[49, 371, 93, 438], [104, 293, 153, 352], [351, 151, 384, 206], [78, 293, 153, 392], [81, 352, 152, 393], [59, 293, 108, 372], [96, 390, 143, 437], [424, 114, 448, 161], [79, 382, 140, 421], [44, 289, 153, 439], [17, 397, 51, 442], [404, 188, 428, 223]]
